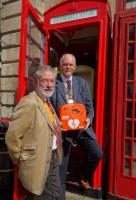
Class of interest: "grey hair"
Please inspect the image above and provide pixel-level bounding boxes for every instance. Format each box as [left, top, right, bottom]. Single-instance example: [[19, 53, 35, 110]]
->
[[60, 53, 76, 66], [34, 64, 56, 79]]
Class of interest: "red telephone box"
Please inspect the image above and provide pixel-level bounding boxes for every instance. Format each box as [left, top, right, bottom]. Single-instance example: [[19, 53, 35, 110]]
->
[[15, 0, 109, 199], [108, 3, 136, 200], [43, 0, 108, 193]]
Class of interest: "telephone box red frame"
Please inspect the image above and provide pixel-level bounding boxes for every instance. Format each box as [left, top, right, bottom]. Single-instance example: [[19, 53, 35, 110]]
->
[[15, 0, 108, 199]]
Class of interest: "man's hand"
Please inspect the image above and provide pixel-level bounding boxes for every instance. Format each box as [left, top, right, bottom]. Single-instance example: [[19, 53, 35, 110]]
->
[[59, 121, 67, 131]]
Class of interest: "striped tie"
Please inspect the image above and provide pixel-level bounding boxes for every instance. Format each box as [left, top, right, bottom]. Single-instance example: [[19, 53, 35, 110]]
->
[[66, 80, 73, 100]]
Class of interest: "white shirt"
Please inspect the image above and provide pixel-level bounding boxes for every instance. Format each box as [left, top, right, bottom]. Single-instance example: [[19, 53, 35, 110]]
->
[[52, 134, 57, 150], [61, 74, 73, 88]]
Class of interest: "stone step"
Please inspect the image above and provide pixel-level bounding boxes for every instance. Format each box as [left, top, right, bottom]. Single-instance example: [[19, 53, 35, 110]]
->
[[65, 182, 103, 200], [66, 191, 101, 200]]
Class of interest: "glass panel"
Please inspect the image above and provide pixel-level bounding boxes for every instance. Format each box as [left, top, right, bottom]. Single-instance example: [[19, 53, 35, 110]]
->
[[126, 0, 136, 2], [128, 63, 134, 80], [129, 24, 135, 40], [135, 122, 136, 138], [134, 141, 136, 157], [25, 14, 45, 95], [30, 21, 42, 46], [28, 59, 40, 93], [27, 15, 45, 66], [126, 0, 136, 9], [133, 160, 136, 176], [29, 41, 44, 61], [126, 121, 132, 137], [125, 159, 130, 175], [135, 103, 136, 118], [126, 102, 132, 118], [127, 83, 133, 99], [128, 44, 134, 60], [125, 140, 131, 156]]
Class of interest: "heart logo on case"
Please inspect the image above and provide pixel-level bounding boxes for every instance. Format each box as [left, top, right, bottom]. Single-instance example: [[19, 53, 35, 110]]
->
[[68, 119, 80, 129]]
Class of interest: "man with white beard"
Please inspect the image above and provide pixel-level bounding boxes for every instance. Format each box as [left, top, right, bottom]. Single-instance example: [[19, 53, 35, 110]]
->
[[5, 65, 63, 200]]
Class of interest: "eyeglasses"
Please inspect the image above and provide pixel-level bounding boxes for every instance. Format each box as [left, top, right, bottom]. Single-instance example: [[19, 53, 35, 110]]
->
[[39, 78, 55, 84]]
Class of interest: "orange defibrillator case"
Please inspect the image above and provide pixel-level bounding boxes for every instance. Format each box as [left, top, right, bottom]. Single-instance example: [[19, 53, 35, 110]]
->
[[58, 103, 87, 131]]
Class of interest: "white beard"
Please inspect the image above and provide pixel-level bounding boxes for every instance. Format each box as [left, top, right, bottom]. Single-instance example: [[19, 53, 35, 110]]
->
[[37, 87, 54, 99]]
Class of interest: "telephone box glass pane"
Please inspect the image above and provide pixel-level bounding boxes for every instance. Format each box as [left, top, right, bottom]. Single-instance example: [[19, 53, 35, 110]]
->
[[134, 122, 136, 138], [125, 159, 130, 175], [126, 102, 132, 117], [126, 121, 132, 137], [126, 0, 136, 9], [133, 160, 136, 176], [134, 141, 136, 157], [27, 59, 40, 93], [129, 24, 135, 40], [127, 83, 133, 99], [135, 103, 136, 118], [27, 16, 45, 64], [128, 63, 134, 80], [128, 44, 134, 60], [125, 140, 131, 156]]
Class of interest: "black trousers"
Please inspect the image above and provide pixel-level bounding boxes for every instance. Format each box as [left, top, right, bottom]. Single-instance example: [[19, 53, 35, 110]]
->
[[25, 150, 63, 200], [60, 132, 103, 200]]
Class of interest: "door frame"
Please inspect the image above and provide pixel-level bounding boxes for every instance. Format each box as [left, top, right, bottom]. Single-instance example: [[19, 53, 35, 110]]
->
[[44, 0, 108, 188], [17, 0, 109, 192]]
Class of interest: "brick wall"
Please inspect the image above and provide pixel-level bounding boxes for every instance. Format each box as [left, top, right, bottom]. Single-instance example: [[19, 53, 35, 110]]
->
[[0, 0, 63, 119]]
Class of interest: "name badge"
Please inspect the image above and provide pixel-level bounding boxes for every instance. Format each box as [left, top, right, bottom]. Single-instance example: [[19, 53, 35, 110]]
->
[[68, 99, 74, 104]]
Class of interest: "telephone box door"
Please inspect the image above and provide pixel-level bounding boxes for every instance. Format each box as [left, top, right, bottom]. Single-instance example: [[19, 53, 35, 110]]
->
[[14, 0, 47, 199], [109, 13, 136, 199]]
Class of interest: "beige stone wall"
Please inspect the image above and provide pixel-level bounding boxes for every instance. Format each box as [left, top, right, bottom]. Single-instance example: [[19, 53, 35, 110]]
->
[[0, 0, 22, 118]]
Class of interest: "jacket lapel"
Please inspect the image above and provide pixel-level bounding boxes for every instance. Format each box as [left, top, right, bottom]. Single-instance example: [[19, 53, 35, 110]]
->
[[56, 75, 67, 102], [33, 91, 54, 131], [72, 76, 78, 102]]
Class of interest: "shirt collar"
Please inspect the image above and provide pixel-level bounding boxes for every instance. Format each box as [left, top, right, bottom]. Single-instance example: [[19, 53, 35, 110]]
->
[[61, 74, 72, 84]]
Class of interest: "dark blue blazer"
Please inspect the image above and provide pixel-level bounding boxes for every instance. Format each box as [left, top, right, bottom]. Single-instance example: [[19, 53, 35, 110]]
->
[[50, 74, 96, 140]]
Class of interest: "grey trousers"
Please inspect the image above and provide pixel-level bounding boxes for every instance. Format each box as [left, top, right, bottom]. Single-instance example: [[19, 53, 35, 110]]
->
[[25, 150, 63, 200]]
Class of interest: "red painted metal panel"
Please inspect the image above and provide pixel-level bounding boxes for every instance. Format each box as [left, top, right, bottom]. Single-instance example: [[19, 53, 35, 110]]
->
[[94, 17, 108, 188], [44, 0, 107, 31], [108, 13, 120, 193], [116, 0, 125, 11]]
